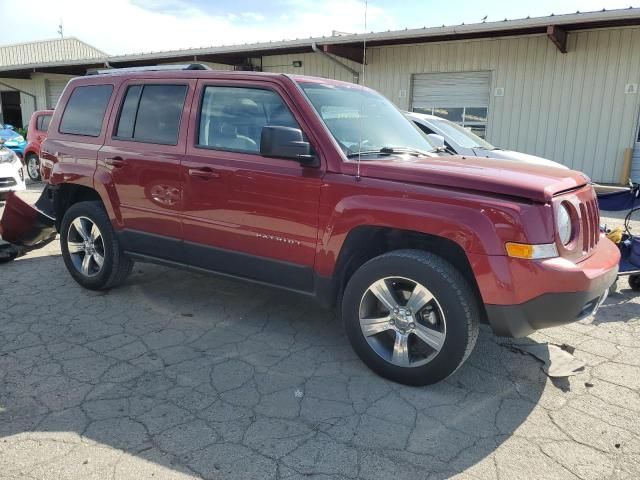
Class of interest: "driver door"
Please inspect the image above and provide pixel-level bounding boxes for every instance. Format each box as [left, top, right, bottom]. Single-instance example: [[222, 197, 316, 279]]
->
[[181, 80, 324, 292]]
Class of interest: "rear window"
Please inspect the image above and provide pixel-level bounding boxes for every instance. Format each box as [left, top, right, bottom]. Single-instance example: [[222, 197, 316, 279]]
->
[[115, 84, 187, 145], [59, 85, 113, 137], [36, 114, 51, 132]]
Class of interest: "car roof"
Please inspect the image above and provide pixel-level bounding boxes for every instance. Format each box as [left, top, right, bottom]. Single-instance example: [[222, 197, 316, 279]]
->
[[72, 67, 365, 92], [79, 67, 350, 85]]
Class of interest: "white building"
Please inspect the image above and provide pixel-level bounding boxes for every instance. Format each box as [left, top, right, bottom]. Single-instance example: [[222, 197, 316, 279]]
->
[[0, 8, 639, 183]]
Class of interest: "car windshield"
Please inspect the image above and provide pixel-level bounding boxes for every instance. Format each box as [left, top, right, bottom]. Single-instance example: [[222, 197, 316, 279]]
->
[[427, 117, 495, 150], [299, 82, 436, 158]]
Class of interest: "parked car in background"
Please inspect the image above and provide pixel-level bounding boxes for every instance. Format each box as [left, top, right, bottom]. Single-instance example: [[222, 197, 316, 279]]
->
[[23, 110, 53, 181], [406, 111, 568, 169], [0, 124, 27, 158], [0, 144, 25, 200], [0, 66, 618, 386]]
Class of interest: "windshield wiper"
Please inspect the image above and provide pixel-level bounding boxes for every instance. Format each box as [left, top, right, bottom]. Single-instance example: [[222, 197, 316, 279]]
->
[[346, 146, 432, 158]]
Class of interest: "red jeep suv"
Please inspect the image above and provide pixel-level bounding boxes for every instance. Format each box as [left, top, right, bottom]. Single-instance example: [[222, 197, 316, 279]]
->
[[2, 65, 619, 385]]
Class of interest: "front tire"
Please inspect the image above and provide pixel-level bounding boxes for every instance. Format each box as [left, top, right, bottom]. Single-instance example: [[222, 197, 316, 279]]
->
[[60, 201, 133, 290], [25, 154, 41, 181], [342, 249, 480, 386]]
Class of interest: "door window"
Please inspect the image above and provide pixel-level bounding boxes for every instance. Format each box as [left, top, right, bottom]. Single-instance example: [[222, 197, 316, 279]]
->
[[36, 114, 51, 132], [115, 84, 187, 145], [59, 85, 113, 136], [197, 86, 300, 154]]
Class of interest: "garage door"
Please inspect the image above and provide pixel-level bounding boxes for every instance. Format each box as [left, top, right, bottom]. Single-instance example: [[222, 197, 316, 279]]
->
[[45, 79, 69, 109], [411, 71, 491, 137]]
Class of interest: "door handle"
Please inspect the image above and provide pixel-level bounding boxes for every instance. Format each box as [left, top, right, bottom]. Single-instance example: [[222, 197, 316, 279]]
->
[[188, 167, 220, 179], [105, 157, 126, 168]]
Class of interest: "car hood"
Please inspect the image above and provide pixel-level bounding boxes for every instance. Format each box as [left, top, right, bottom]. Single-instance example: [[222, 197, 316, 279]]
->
[[0, 129, 20, 140], [355, 155, 589, 202], [472, 148, 569, 169]]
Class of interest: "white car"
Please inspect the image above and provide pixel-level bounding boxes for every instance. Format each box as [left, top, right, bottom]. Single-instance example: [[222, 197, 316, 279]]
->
[[0, 145, 26, 200], [406, 111, 568, 169]]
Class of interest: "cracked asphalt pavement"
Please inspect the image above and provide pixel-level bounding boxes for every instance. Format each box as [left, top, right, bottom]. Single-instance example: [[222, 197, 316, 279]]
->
[[1, 185, 639, 480]]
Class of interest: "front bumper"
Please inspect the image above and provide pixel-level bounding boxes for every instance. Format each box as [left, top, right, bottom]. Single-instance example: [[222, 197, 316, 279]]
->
[[481, 239, 619, 337], [485, 279, 614, 337], [0, 161, 26, 192]]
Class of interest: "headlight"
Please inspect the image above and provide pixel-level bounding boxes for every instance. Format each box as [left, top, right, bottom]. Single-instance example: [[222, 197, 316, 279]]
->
[[0, 148, 17, 164], [14, 135, 24, 142], [556, 203, 572, 245]]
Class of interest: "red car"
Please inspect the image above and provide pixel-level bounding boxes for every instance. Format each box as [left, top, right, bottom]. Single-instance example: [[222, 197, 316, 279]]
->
[[23, 109, 53, 181], [0, 65, 619, 385]]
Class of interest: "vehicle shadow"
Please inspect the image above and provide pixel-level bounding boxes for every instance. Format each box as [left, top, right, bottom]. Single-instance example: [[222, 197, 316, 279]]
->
[[0, 254, 547, 479]]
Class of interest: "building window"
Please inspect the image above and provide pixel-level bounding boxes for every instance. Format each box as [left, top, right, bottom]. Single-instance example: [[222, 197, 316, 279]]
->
[[59, 85, 113, 137], [115, 84, 187, 145], [413, 106, 488, 138]]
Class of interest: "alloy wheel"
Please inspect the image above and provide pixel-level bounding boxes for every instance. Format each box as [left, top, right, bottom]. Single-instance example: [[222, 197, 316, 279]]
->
[[27, 156, 40, 180], [359, 276, 446, 367], [67, 216, 105, 277]]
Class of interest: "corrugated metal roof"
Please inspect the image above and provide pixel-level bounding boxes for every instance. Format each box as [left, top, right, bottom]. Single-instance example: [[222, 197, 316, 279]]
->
[[105, 7, 640, 62], [0, 37, 107, 68], [0, 7, 639, 74]]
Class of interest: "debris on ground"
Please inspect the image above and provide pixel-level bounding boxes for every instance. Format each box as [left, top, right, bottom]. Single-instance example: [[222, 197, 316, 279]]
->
[[505, 343, 585, 378]]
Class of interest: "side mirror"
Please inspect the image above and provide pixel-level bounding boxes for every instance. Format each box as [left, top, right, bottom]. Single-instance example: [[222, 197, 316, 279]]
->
[[427, 133, 446, 151], [260, 126, 318, 166]]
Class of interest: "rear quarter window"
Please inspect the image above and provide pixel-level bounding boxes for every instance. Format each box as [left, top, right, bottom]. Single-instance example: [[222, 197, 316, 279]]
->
[[59, 85, 113, 137]]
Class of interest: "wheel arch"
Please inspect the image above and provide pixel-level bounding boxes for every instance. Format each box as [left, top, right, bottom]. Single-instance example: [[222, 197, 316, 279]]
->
[[53, 183, 105, 231], [320, 225, 486, 322], [23, 147, 38, 159]]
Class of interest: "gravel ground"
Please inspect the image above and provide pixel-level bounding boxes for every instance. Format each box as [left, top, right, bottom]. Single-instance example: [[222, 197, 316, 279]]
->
[[0, 184, 639, 480]]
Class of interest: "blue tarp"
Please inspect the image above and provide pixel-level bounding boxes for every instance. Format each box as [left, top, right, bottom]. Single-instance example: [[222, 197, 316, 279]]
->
[[597, 188, 640, 211]]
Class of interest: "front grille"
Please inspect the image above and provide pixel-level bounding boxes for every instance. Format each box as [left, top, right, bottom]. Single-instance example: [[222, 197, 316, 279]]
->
[[0, 177, 17, 187], [579, 195, 600, 253]]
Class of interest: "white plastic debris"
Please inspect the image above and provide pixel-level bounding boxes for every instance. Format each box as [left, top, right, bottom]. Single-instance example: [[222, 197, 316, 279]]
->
[[509, 343, 585, 378]]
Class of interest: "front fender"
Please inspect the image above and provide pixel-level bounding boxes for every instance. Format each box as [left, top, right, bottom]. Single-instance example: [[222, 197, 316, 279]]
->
[[314, 175, 554, 277]]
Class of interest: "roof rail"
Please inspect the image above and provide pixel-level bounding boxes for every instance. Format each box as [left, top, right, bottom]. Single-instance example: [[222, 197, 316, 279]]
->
[[86, 63, 212, 75]]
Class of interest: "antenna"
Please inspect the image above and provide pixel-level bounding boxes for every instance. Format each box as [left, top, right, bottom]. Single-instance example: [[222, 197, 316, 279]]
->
[[356, 0, 368, 181]]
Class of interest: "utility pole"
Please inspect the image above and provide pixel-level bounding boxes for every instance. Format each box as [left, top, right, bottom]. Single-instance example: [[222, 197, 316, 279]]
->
[[57, 19, 64, 38]]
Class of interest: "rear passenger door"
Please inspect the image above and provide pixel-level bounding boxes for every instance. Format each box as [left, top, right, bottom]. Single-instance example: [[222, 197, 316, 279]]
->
[[181, 81, 323, 292], [98, 79, 195, 261]]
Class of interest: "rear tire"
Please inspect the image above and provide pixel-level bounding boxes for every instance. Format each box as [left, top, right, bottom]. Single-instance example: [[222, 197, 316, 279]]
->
[[25, 154, 41, 181], [60, 201, 133, 290], [342, 249, 480, 386], [629, 275, 640, 292]]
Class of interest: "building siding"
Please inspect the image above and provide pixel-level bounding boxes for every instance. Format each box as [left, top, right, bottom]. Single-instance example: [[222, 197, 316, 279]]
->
[[262, 27, 640, 183], [0, 74, 74, 125]]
